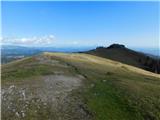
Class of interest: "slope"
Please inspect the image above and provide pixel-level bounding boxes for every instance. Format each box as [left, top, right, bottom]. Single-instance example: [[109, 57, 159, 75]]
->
[[2, 52, 160, 120], [85, 44, 160, 74]]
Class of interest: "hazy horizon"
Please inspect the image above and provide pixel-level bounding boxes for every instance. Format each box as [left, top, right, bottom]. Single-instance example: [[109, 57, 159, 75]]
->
[[1, 43, 159, 56]]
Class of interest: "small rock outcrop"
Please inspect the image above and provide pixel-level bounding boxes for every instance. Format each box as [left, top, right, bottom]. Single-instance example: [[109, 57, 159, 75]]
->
[[107, 44, 125, 49]]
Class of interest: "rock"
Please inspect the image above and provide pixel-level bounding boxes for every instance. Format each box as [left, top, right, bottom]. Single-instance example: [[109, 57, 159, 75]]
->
[[22, 90, 26, 100], [15, 112, 20, 117], [8, 85, 16, 93], [9, 85, 15, 89], [102, 80, 106, 82], [22, 111, 25, 117], [90, 84, 95, 88]]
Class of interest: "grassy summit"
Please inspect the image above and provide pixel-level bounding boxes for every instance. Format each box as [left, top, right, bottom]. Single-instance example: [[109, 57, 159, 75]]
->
[[2, 52, 160, 120], [85, 44, 160, 74]]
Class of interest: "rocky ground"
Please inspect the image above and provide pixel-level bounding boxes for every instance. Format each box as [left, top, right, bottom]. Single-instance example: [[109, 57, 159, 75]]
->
[[2, 55, 92, 120]]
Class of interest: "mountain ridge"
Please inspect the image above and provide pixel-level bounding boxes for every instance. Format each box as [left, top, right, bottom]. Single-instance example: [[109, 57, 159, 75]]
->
[[2, 44, 160, 74], [85, 44, 160, 74]]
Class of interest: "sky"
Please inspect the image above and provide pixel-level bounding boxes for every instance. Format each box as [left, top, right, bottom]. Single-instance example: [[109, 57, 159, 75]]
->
[[1, 1, 159, 48]]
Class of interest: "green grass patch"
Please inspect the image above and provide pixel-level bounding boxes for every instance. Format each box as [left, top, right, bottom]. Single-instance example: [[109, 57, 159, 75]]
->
[[1, 64, 55, 82]]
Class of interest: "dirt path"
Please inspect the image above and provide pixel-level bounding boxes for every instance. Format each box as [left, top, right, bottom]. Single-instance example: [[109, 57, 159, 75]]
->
[[2, 55, 92, 120]]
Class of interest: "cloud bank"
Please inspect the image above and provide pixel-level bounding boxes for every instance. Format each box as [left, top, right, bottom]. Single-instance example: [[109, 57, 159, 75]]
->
[[1, 35, 55, 46]]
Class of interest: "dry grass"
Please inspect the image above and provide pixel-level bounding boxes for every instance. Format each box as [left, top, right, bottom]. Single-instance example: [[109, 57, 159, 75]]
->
[[2, 52, 160, 120]]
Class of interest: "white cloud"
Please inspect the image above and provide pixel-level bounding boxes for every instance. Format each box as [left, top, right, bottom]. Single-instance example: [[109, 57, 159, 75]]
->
[[1, 35, 55, 46]]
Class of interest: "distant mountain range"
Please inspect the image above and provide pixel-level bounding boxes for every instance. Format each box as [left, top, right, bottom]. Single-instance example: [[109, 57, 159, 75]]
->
[[1, 44, 160, 74], [1, 45, 94, 63], [84, 44, 160, 74], [1, 45, 41, 63]]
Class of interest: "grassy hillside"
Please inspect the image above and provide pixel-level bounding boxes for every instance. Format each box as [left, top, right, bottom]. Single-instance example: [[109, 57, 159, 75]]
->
[[85, 44, 160, 74], [2, 52, 160, 120]]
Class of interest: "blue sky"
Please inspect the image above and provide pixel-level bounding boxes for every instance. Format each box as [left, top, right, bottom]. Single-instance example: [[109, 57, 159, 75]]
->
[[1, 1, 159, 48]]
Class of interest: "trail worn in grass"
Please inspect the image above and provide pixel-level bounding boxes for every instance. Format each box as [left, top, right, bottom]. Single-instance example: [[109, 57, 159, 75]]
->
[[45, 52, 160, 120], [2, 54, 92, 120], [2, 52, 160, 120]]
